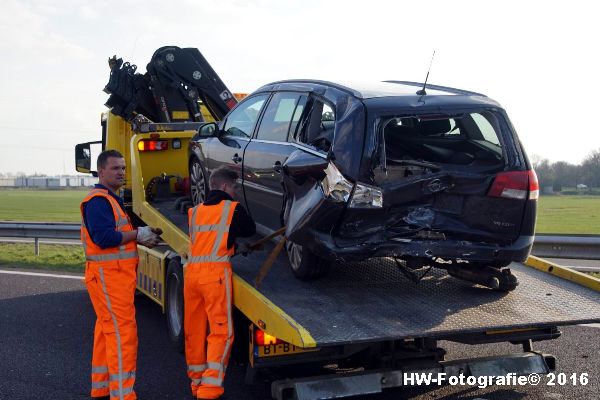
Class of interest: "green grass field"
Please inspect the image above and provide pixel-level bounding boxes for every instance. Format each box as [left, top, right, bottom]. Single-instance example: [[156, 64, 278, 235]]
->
[[0, 188, 87, 222], [536, 196, 600, 234], [0, 243, 85, 272]]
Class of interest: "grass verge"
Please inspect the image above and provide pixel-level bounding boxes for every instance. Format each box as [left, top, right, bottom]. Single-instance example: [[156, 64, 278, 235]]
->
[[537, 196, 600, 234], [0, 243, 85, 273], [0, 188, 87, 222]]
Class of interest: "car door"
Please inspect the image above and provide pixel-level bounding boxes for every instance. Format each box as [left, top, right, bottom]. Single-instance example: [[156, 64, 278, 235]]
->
[[204, 94, 269, 201], [243, 92, 308, 231]]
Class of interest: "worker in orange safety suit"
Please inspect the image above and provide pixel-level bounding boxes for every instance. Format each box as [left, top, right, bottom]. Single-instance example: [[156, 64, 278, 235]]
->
[[81, 150, 161, 400], [185, 166, 256, 400]]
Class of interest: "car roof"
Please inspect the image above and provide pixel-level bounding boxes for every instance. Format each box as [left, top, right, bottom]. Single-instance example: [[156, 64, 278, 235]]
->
[[259, 79, 487, 99]]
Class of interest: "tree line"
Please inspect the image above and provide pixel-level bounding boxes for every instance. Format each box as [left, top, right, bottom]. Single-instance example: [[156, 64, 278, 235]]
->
[[531, 148, 600, 192]]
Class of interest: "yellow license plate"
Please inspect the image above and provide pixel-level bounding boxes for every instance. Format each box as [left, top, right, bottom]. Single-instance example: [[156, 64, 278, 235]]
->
[[257, 343, 318, 357]]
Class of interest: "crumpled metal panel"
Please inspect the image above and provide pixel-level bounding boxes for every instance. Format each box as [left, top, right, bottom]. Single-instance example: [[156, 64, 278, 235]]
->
[[233, 252, 600, 347]]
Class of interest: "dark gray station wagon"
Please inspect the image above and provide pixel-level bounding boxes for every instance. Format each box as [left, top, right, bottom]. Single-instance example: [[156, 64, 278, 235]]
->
[[189, 80, 538, 291]]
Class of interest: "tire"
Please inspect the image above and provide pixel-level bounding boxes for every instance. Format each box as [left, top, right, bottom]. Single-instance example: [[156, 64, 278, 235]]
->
[[190, 157, 208, 206], [165, 258, 184, 353], [285, 240, 331, 280]]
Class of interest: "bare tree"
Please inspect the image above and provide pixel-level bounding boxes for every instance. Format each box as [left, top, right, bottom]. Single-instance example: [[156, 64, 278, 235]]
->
[[581, 149, 600, 188], [552, 161, 579, 191], [531, 156, 554, 190]]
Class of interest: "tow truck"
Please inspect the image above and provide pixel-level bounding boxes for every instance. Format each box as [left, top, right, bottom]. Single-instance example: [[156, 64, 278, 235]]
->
[[75, 46, 600, 400]]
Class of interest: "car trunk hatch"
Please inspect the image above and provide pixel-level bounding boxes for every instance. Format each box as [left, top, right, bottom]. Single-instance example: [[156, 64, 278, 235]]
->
[[340, 111, 535, 244]]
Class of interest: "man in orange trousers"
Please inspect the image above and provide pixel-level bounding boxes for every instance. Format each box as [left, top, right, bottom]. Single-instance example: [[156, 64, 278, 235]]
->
[[81, 150, 160, 400], [185, 166, 255, 399]]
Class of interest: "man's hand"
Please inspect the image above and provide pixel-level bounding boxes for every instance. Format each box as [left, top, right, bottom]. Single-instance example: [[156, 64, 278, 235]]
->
[[137, 226, 160, 248], [237, 241, 264, 256]]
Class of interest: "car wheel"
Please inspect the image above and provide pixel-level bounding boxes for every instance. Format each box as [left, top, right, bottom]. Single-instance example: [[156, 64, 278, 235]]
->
[[165, 258, 184, 353], [285, 240, 331, 280], [190, 158, 208, 206]]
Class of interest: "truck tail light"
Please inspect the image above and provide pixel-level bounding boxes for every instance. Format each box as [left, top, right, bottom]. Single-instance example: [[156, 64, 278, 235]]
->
[[488, 170, 539, 200], [138, 140, 169, 151], [254, 329, 281, 345]]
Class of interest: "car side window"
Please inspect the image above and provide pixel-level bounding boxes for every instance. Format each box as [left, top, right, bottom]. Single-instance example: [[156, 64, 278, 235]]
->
[[223, 95, 268, 138], [294, 98, 335, 153], [256, 92, 305, 142]]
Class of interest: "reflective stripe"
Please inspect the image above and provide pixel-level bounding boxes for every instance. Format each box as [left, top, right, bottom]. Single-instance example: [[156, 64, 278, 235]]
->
[[111, 386, 134, 397], [190, 225, 229, 234], [191, 205, 199, 226], [91, 380, 109, 389], [200, 376, 223, 387], [207, 361, 224, 371], [189, 201, 235, 264], [210, 201, 232, 258], [92, 365, 109, 374], [191, 378, 202, 385], [116, 217, 129, 228], [218, 267, 233, 383], [110, 371, 136, 381], [81, 189, 137, 264], [86, 251, 138, 262], [189, 255, 231, 263], [188, 363, 207, 372], [99, 268, 125, 400]]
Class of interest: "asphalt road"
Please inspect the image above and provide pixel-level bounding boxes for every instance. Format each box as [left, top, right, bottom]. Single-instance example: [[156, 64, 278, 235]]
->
[[0, 268, 598, 400]]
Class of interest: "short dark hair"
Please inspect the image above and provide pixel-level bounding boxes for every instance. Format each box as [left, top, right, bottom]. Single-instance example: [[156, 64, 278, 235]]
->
[[209, 166, 238, 190], [97, 150, 124, 170]]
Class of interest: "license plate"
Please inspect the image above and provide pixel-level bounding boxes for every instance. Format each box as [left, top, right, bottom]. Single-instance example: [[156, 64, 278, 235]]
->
[[257, 343, 318, 357]]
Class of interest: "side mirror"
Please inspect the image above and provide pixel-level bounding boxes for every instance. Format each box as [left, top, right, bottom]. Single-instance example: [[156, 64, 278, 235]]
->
[[75, 141, 102, 177], [283, 150, 328, 181], [197, 122, 219, 137]]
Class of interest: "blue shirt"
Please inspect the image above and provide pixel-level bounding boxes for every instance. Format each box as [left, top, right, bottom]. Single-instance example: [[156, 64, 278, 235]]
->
[[83, 184, 126, 249]]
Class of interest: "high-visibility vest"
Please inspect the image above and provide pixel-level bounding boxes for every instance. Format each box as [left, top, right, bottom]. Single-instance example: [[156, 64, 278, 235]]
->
[[80, 188, 138, 264], [187, 200, 237, 269]]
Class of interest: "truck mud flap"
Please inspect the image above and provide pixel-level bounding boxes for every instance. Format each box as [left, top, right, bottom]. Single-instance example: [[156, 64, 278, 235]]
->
[[271, 352, 554, 400]]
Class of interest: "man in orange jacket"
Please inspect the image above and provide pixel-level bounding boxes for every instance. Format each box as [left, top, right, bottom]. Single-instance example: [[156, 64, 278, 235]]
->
[[185, 166, 256, 400], [81, 150, 160, 400]]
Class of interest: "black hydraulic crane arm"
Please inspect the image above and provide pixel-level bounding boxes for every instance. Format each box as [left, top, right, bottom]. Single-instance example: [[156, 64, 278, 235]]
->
[[104, 46, 238, 123]]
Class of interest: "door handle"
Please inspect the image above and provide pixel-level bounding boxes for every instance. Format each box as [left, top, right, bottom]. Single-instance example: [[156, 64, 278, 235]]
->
[[273, 161, 282, 173], [231, 154, 242, 163]]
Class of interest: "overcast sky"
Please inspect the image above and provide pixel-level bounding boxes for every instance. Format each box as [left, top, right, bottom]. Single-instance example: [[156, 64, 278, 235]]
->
[[0, 0, 598, 175]]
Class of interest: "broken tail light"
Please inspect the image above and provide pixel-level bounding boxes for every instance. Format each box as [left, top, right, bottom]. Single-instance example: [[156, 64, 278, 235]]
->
[[349, 182, 383, 208], [321, 162, 353, 202], [321, 162, 383, 208], [488, 170, 539, 200]]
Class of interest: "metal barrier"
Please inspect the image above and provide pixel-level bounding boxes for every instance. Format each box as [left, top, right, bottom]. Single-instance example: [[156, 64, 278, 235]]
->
[[1, 222, 600, 261], [0, 222, 80, 255], [532, 234, 600, 260]]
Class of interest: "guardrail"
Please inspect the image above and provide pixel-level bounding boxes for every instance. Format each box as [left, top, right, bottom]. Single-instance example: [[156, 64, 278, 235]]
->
[[1, 222, 600, 262], [0, 222, 80, 255], [532, 234, 600, 260]]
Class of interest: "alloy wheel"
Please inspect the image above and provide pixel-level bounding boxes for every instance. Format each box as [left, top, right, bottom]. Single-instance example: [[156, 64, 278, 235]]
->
[[190, 160, 206, 205], [286, 241, 303, 272]]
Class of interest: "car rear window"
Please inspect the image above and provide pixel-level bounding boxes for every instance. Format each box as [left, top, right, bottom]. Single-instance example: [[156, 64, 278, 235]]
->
[[380, 110, 504, 168]]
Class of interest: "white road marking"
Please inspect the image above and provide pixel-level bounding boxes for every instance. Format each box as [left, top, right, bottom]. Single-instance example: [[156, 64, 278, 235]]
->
[[582, 323, 600, 329], [0, 269, 83, 280]]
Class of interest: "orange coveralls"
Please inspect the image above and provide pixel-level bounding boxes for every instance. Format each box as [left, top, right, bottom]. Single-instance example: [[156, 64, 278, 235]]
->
[[185, 200, 237, 399], [81, 188, 139, 400]]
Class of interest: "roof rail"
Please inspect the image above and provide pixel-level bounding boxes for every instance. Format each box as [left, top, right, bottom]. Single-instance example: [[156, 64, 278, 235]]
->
[[261, 79, 362, 98], [384, 80, 487, 97]]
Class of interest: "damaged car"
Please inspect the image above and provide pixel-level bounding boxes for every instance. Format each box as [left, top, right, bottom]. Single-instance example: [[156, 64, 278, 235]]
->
[[188, 80, 538, 291]]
